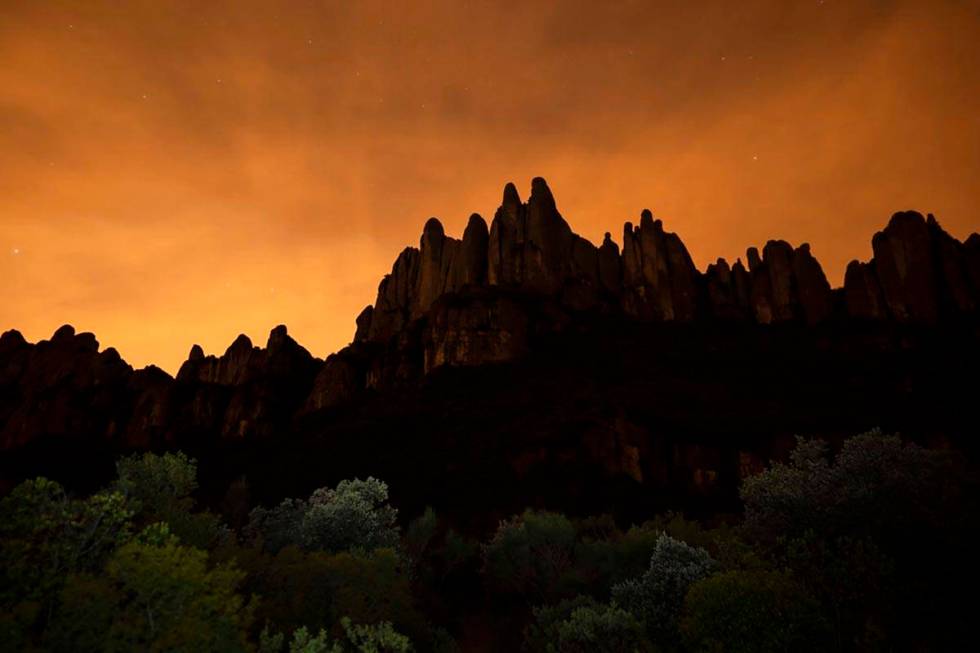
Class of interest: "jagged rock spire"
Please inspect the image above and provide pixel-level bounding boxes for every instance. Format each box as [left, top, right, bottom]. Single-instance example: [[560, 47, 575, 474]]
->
[[360, 177, 980, 349]]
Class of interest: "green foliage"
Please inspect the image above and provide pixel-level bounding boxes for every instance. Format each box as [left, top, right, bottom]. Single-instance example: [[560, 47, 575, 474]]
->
[[114, 451, 228, 549], [0, 477, 133, 635], [241, 544, 425, 643], [741, 430, 947, 543], [611, 533, 716, 646], [777, 532, 894, 650], [738, 430, 970, 647], [47, 532, 254, 652], [524, 595, 602, 652], [681, 570, 829, 653], [288, 625, 334, 653], [555, 605, 651, 653], [340, 617, 413, 652], [260, 624, 287, 653], [305, 479, 400, 553], [482, 510, 578, 601], [115, 451, 197, 517], [248, 498, 308, 553], [260, 618, 413, 653], [573, 524, 660, 597], [248, 478, 399, 554]]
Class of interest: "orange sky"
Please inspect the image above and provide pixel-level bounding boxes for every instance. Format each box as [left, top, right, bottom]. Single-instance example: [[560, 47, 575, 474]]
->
[[2, 0, 979, 373]]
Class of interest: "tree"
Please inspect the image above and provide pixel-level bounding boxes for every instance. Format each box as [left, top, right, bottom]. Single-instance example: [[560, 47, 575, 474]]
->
[[303, 479, 400, 553], [0, 477, 133, 641], [524, 595, 602, 652], [611, 533, 716, 646], [115, 451, 197, 517], [555, 605, 651, 653], [48, 526, 254, 652], [740, 430, 950, 543], [482, 510, 578, 601], [261, 618, 413, 653], [739, 430, 970, 648], [681, 570, 829, 653], [241, 545, 426, 644], [114, 451, 227, 549], [248, 478, 399, 554]]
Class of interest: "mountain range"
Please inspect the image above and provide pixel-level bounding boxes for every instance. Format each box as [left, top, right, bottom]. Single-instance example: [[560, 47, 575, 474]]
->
[[2, 177, 978, 524]]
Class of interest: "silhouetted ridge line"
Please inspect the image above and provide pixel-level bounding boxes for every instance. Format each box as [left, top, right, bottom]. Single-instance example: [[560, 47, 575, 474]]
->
[[1, 177, 978, 454]]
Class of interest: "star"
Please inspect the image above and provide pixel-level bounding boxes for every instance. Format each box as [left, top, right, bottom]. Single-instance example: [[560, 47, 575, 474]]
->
[[752, 155, 758, 161], [11, 248, 20, 255]]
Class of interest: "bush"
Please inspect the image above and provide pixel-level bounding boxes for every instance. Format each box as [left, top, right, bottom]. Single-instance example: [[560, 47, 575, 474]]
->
[[611, 533, 716, 645], [681, 570, 829, 653], [248, 478, 399, 554], [524, 595, 602, 652], [556, 605, 651, 653], [482, 510, 578, 601], [260, 617, 413, 653]]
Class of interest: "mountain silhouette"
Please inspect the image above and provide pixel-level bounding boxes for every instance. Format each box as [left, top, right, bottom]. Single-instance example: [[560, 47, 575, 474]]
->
[[2, 177, 978, 523]]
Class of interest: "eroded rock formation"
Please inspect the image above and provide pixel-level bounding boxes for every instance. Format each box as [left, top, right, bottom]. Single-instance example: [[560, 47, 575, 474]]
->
[[2, 179, 978, 455]]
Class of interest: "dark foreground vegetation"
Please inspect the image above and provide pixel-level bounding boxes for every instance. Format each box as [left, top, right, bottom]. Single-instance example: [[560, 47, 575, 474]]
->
[[1, 430, 975, 652]]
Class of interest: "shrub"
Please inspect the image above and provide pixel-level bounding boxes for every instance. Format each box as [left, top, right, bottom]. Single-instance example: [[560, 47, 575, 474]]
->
[[556, 605, 651, 653], [611, 533, 716, 645], [482, 510, 577, 601], [524, 595, 602, 652], [681, 570, 829, 653], [248, 478, 399, 554]]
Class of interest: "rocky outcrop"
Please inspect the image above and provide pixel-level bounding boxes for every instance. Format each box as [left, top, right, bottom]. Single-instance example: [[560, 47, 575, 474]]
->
[[459, 214, 490, 287], [0, 324, 322, 450], [743, 240, 833, 325], [367, 247, 420, 342], [872, 211, 939, 323], [176, 325, 321, 440], [705, 258, 749, 320], [329, 180, 978, 409], [2, 178, 978, 454], [844, 261, 886, 319], [621, 210, 699, 321], [843, 211, 979, 323], [0, 325, 136, 450]]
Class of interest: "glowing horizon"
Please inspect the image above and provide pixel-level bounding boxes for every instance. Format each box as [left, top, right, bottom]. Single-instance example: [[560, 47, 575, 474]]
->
[[3, 1, 979, 373]]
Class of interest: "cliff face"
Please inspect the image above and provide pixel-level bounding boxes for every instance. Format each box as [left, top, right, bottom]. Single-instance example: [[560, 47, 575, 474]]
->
[[2, 177, 979, 513], [344, 178, 979, 403]]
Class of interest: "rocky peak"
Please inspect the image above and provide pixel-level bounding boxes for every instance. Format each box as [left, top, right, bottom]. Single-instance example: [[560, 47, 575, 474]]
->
[[51, 324, 76, 342], [459, 213, 490, 287], [621, 210, 698, 321], [871, 211, 937, 323], [1, 329, 26, 350], [266, 324, 290, 351], [844, 210, 980, 323], [523, 177, 575, 293]]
